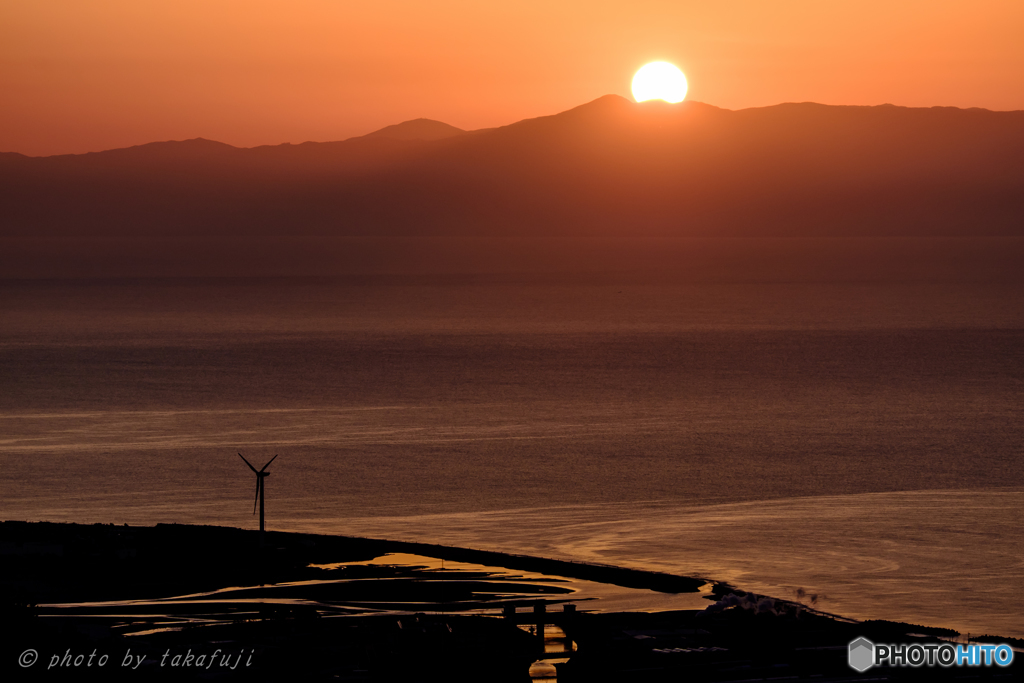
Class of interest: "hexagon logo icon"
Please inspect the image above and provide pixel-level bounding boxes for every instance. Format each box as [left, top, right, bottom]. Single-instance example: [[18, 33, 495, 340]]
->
[[848, 637, 875, 672]]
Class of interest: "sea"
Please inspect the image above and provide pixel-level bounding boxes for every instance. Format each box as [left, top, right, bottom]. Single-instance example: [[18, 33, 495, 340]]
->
[[2, 237, 1022, 639]]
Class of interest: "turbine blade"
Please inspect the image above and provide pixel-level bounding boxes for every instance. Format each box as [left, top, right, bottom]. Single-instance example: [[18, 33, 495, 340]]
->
[[259, 454, 279, 472], [253, 477, 261, 515], [238, 452, 258, 473]]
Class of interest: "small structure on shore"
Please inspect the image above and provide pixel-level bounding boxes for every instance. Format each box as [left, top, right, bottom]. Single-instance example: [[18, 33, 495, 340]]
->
[[238, 452, 277, 546]]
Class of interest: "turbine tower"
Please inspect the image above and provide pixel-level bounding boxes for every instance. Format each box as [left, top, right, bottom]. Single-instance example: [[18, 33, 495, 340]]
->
[[238, 452, 277, 545]]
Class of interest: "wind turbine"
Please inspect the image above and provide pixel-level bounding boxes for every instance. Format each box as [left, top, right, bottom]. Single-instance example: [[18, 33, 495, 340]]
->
[[238, 452, 277, 545]]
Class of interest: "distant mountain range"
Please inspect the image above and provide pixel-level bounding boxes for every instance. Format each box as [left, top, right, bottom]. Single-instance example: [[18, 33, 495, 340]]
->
[[2, 94, 1023, 238]]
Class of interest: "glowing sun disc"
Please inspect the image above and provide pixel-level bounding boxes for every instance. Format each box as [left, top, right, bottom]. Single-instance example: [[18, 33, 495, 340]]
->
[[632, 62, 688, 103]]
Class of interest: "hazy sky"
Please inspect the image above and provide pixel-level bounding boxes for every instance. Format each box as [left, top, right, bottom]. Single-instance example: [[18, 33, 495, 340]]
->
[[3, 0, 1023, 155]]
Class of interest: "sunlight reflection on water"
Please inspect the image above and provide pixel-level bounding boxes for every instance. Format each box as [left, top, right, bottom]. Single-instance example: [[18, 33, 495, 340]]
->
[[288, 490, 1024, 640]]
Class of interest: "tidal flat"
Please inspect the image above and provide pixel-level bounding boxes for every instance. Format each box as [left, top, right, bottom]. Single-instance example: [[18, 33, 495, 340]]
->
[[3, 521, 1015, 681]]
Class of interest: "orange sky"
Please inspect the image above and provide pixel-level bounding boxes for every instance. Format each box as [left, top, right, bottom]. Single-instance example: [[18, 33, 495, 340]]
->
[[3, 0, 1023, 156]]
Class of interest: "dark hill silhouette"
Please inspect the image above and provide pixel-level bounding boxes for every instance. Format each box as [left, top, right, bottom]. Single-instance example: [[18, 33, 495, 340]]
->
[[2, 95, 1023, 238], [363, 118, 466, 141]]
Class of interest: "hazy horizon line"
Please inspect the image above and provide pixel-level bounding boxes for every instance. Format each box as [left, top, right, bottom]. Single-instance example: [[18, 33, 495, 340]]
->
[[7, 94, 1022, 159]]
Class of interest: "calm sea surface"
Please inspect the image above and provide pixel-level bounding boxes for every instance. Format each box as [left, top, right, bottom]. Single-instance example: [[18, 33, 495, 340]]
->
[[2, 276, 1022, 637]]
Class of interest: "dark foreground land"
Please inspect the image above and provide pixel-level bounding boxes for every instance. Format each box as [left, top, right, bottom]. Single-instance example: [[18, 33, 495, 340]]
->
[[1, 521, 1018, 681]]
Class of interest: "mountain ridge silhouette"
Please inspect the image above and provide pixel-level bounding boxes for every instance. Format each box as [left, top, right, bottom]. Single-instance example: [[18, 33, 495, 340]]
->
[[2, 94, 1023, 238]]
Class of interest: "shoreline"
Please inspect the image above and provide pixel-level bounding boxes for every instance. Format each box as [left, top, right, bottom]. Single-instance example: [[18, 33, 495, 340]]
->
[[2, 519, 709, 606], [4, 520, 1020, 681], [0, 519, 1002, 634]]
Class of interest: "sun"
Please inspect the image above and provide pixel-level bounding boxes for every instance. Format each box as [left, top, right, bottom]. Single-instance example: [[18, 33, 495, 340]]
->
[[631, 62, 688, 104]]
